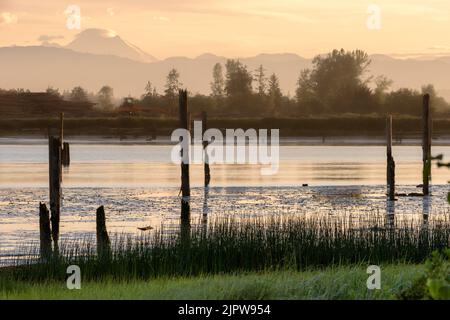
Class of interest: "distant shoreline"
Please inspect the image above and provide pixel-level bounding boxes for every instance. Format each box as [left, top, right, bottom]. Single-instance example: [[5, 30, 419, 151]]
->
[[2, 116, 450, 140], [3, 135, 450, 146]]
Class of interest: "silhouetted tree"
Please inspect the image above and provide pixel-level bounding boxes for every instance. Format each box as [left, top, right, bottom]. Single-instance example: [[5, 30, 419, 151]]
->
[[374, 75, 393, 105], [254, 65, 267, 96], [421, 84, 450, 113], [225, 59, 253, 113], [296, 69, 321, 114], [46, 86, 61, 98], [97, 85, 114, 110], [164, 69, 182, 99], [267, 73, 282, 115], [383, 88, 421, 115], [296, 49, 373, 113], [69, 86, 89, 103], [211, 63, 225, 98]]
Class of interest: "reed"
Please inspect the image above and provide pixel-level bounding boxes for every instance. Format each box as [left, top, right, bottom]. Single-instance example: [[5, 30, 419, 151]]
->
[[1, 214, 449, 283]]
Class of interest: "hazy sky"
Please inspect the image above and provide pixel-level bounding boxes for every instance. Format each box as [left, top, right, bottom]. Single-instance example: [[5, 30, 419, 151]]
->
[[1, 0, 449, 59]]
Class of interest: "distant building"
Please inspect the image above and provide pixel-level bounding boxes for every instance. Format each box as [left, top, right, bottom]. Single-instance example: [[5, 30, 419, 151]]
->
[[0, 92, 96, 117]]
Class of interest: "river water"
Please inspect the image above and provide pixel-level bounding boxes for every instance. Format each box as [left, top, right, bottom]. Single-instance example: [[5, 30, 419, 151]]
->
[[1, 140, 449, 263]]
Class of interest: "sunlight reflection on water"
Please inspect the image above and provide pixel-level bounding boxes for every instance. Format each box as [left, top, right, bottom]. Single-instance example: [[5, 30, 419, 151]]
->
[[1, 143, 450, 263]]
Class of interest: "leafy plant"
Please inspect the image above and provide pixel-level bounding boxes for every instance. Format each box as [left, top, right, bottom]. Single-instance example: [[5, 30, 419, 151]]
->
[[397, 249, 449, 300], [425, 249, 450, 299]]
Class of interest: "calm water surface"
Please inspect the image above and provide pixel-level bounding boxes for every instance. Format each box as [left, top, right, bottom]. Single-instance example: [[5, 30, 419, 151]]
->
[[1, 140, 449, 263]]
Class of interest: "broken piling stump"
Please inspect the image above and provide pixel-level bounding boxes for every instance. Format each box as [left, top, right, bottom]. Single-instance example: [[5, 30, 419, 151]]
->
[[96, 206, 111, 257], [39, 202, 52, 259]]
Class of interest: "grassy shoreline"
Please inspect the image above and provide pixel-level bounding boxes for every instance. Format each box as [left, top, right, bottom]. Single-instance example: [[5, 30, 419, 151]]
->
[[1, 216, 447, 300], [0, 264, 423, 300]]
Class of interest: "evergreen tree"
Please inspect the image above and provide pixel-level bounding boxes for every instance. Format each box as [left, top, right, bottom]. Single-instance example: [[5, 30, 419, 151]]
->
[[268, 73, 282, 115], [164, 69, 183, 99], [254, 65, 267, 96], [210, 63, 225, 97]]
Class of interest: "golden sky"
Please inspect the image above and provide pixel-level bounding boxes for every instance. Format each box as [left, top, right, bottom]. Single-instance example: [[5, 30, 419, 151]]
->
[[1, 0, 449, 59]]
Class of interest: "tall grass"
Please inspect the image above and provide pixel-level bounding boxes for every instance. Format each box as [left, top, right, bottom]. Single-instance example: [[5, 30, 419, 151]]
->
[[1, 214, 449, 283]]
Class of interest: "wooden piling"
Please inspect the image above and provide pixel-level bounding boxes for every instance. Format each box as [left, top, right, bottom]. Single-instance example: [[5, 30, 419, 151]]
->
[[59, 113, 64, 148], [179, 90, 191, 224], [59, 113, 70, 167], [96, 206, 111, 257], [202, 111, 211, 188], [39, 202, 52, 258], [422, 94, 431, 196], [62, 142, 70, 167], [386, 115, 395, 200], [48, 135, 62, 251]]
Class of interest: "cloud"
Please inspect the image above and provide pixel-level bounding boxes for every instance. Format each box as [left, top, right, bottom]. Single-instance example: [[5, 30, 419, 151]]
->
[[428, 45, 450, 51], [38, 35, 64, 42], [153, 16, 170, 22], [0, 12, 18, 26], [107, 8, 115, 16]]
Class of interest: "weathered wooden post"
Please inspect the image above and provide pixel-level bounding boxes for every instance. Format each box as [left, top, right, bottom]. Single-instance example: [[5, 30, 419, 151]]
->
[[202, 111, 211, 188], [39, 202, 52, 259], [96, 206, 111, 257], [59, 113, 71, 167], [422, 94, 432, 196], [62, 142, 71, 167], [179, 90, 191, 226], [59, 113, 64, 147], [386, 115, 395, 200], [48, 134, 62, 252]]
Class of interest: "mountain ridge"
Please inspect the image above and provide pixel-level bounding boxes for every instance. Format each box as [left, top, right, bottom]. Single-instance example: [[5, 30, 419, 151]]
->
[[1, 45, 450, 101]]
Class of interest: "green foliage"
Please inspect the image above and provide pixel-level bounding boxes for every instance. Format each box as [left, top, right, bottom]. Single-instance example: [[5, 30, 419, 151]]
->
[[0, 265, 423, 300], [425, 249, 450, 299], [397, 249, 450, 300]]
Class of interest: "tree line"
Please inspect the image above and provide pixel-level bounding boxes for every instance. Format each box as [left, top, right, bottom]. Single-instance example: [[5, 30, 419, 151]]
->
[[2, 49, 449, 117]]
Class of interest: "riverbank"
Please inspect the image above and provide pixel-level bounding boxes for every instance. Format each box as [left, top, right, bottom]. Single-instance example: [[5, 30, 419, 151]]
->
[[2, 116, 450, 140], [3, 135, 450, 146], [0, 264, 423, 300]]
